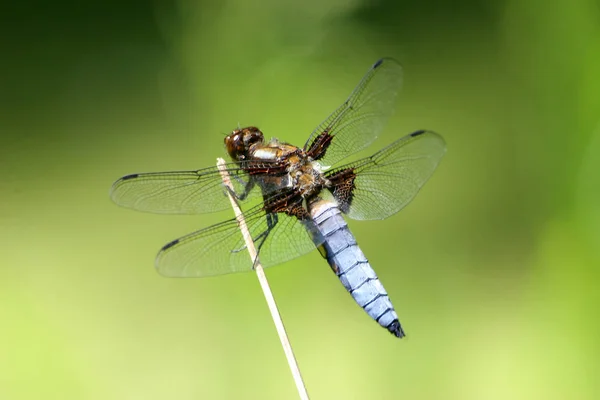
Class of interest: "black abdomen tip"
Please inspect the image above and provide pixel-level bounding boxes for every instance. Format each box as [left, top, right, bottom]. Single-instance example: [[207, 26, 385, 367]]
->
[[373, 59, 384, 68], [387, 320, 405, 338]]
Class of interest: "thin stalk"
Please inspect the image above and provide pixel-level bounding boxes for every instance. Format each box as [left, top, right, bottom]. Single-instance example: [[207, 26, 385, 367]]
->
[[216, 158, 309, 400]]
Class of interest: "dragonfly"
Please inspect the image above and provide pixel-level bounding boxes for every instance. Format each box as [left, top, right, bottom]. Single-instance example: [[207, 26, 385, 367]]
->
[[110, 58, 446, 338]]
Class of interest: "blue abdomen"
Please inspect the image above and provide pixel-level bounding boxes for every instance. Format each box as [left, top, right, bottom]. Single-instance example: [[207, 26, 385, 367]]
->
[[309, 200, 405, 338]]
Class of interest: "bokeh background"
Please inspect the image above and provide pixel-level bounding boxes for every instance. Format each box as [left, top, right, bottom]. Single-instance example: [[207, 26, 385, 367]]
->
[[2, 0, 599, 399]]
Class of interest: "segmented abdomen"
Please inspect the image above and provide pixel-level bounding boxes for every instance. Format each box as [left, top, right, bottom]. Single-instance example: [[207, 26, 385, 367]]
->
[[309, 200, 405, 338]]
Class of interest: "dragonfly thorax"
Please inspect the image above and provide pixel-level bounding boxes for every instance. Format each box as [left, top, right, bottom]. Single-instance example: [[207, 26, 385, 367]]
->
[[289, 159, 329, 198]]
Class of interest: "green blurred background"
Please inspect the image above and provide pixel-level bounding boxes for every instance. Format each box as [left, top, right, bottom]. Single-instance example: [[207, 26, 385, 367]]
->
[[2, 0, 599, 399]]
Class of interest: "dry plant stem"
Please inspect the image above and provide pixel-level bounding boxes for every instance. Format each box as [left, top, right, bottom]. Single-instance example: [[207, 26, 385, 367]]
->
[[217, 158, 309, 400]]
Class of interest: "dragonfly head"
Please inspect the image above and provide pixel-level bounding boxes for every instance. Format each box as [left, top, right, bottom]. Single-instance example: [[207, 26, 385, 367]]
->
[[225, 126, 264, 161]]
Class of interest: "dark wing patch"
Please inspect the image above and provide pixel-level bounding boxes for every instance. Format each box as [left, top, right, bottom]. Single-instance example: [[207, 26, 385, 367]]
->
[[326, 168, 357, 213], [304, 58, 403, 167], [326, 130, 446, 220]]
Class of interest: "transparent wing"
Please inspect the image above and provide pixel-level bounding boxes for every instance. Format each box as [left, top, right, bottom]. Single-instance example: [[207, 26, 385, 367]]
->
[[328, 130, 446, 220], [110, 163, 261, 214], [303, 58, 403, 167], [155, 202, 323, 277]]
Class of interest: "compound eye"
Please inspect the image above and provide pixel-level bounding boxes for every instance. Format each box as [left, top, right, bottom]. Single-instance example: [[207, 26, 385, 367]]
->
[[225, 132, 245, 160]]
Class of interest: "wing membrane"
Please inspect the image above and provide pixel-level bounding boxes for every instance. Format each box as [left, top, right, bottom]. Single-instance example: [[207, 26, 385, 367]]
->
[[110, 163, 261, 214], [328, 130, 446, 220], [155, 202, 324, 277], [304, 58, 403, 167]]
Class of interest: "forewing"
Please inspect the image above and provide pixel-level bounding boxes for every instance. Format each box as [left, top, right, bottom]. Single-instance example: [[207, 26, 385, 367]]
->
[[304, 58, 403, 167], [110, 163, 259, 214], [155, 203, 323, 277], [328, 130, 446, 220]]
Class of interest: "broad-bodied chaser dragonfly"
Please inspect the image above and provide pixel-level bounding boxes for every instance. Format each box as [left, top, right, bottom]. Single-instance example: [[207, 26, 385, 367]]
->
[[110, 58, 446, 338]]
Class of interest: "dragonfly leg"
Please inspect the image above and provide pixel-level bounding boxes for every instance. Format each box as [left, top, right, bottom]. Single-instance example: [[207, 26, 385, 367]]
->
[[230, 212, 278, 270], [251, 213, 278, 268], [231, 174, 247, 187], [230, 228, 268, 254], [223, 177, 255, 201]]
